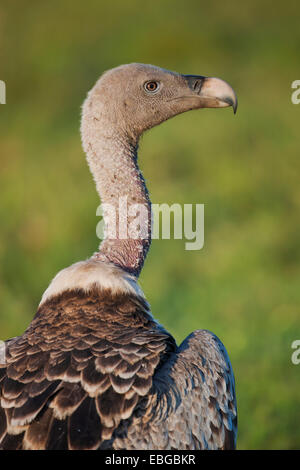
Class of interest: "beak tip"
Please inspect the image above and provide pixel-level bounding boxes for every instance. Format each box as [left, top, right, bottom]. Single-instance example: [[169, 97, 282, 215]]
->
[[223, 96, 238, 114], [233, 97, 238, 114], [223, 95, 238, 114]]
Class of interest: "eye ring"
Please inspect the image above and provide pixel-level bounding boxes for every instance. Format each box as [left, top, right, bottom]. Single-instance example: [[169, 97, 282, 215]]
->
[[144, 80, 160, 93]]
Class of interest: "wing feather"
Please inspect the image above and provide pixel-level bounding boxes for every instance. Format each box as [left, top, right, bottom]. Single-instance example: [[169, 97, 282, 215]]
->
[[129, 329, 238, 450], [68, 396, 102, 450]]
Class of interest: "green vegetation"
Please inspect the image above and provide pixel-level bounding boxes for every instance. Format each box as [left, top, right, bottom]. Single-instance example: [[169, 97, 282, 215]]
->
[[0, 0, 299, 449]]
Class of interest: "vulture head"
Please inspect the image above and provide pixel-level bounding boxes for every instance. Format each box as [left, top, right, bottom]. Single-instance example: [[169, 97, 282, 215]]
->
[[82, 63, 237, 140]]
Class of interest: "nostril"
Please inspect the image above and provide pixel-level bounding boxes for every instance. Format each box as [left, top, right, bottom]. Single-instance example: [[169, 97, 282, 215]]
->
[[195, 79, 204, 94], [192, 78, 204, 95], [184, 75, 206, 94]]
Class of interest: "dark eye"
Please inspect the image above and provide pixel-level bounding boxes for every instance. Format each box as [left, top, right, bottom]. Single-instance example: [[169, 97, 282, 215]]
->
[[144, 81, 160, 93]]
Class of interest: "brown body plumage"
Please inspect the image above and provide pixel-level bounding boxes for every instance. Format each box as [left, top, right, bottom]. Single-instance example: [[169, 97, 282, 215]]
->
[[0, 64, 238, 450]]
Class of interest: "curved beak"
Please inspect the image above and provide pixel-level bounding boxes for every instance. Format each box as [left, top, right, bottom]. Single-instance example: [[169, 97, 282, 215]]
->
[[184, 75, 238, 114]]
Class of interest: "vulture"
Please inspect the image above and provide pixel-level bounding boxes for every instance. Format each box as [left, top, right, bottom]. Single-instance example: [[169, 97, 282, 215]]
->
[[0, 64, 238, 450]]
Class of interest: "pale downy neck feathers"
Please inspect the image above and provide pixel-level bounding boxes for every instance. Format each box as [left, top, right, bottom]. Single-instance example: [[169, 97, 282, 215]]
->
[[39, 259, 146, 306]]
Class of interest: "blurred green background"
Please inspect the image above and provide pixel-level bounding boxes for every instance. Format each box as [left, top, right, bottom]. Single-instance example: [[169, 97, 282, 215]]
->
[[0, 0, 299, 449]]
